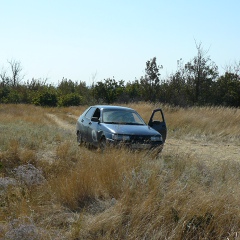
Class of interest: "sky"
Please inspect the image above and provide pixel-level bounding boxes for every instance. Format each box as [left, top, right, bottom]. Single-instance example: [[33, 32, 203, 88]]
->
[[1, 0, 240, 86]]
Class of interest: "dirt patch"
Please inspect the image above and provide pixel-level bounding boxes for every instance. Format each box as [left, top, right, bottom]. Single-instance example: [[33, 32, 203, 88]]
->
[[46, 113, 75, 133], [165, 138, 240, 164]]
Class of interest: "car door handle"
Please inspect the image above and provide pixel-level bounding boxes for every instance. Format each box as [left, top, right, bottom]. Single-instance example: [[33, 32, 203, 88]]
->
[[81, 119, 84, 122], [89, 122, 92, 125]]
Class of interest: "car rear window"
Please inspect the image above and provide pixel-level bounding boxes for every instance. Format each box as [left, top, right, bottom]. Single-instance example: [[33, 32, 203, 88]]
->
[[103, 109, 145, 124]]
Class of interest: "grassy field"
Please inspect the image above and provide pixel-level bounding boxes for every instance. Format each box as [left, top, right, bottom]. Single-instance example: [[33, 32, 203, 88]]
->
[[0, 103, 240, 239]]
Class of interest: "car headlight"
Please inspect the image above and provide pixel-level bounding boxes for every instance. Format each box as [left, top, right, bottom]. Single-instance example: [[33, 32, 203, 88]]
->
[[112, 134, 130, 141], [151, 136, 162, 142]]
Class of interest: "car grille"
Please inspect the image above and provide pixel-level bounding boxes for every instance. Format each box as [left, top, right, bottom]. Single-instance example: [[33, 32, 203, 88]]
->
[[130, 135, 152, 144]]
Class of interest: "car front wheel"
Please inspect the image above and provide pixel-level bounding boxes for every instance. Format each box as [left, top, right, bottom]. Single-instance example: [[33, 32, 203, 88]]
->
[[99, 137, 106, 152], [77, 131, 83, 145]]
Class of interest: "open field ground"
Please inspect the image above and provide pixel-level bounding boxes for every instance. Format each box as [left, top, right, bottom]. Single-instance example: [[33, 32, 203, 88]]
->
[[0, 103, 240, 239]]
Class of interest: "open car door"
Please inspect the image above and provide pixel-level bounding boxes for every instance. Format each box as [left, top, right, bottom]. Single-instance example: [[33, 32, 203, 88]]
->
[[148, 108, 167, 143]]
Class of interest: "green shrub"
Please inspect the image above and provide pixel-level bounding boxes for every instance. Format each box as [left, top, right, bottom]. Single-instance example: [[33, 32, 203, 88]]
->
[[0, 86, 10, 103], [58, 93, 82, 107], [32, 89, 58, 107]]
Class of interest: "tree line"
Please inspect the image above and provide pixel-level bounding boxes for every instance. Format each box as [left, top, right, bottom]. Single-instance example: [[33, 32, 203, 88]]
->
[[1, 42, 240, 107]]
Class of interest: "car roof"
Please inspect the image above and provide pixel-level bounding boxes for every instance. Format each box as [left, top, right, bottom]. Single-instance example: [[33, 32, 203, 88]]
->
[[92, 105, 135, 111]]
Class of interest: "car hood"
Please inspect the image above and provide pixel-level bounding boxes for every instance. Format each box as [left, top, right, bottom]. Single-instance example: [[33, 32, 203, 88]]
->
[[102, 123, 160, 136]]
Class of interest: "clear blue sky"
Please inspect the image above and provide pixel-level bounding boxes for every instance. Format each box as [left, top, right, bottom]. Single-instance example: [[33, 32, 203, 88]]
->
[[1, 0, 240, 85]]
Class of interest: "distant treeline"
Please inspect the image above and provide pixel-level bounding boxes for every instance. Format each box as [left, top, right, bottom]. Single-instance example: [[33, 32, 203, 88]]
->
[[1, 43, 240, 107]]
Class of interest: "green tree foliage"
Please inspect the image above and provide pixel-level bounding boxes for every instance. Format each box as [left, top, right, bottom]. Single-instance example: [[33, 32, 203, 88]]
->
[[92, 81, 106, 103], [57, 78, 89, 105], [165, 70, 189, 106], [214, 72, 240, 107], [92, 78, 125, 104], [184, 42, 219, 105], [6, 89, 21, 103], [26, 78, 47, 91], [58, 93, 82, 107], [0, 50, 239, 107], [0, 80, 33, 104], [58, 78, 75, 94], [75, 81, 91, 105], [125, 80, 141, 102], [140, 57, 162, 102], [0, 85, 10, 103], [33, 88, 58, 107]]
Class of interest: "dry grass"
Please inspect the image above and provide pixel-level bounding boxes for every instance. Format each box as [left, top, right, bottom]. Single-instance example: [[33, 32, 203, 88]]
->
[[163, 105, 240, 143], [0, 103, 240, 239]]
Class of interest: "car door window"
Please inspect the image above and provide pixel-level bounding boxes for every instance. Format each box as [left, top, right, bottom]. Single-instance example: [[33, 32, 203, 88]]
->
[[85, 107, 96, 119], [151, 110, 164, 123], [92, 108, 100, 119], [148, 109, 167, 143]]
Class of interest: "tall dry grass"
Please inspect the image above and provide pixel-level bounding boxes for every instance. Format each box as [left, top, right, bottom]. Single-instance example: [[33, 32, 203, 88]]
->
[[0, 103, 240, 239], [163, 105, 240, 143], [127, 102, 240, 144]]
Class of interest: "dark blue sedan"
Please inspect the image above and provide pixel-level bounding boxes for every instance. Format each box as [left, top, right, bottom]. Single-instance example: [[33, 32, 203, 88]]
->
[[76, 105, 167, 151]]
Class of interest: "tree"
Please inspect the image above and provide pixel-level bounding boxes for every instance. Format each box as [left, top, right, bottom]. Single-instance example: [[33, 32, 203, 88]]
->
[[184, 42, 218, 105], [140, 57, 162, 102], [8, 59, 24, 86], [75, 81, 91, 105], [166, 71, 189, 106], [0, 68, 9, 85], [125, 80, 141, 102], [92, 81, 107, 103], [57, 78, 76, 95], [92, 78, 125, 104], [26, 78, 47, 91], [215, 72, 240, 107]]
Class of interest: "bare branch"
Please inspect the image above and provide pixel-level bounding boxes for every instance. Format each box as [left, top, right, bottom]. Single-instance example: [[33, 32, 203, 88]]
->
[[7, 59, 24, 86], [0, 68, 7, 81], [0, 67, 10, 85]]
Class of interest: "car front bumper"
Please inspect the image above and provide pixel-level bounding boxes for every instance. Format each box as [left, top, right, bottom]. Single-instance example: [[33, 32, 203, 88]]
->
[[106, 138, 163, 151]]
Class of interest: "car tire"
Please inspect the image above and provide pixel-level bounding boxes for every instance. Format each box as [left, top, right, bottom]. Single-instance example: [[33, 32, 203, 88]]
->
[[99, 137, 106, 152], [77, 131, 83, 145], [148, 145, 163, 159]]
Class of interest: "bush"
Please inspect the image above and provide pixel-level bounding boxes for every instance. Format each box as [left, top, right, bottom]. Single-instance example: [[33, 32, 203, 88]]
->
[[0, 86, 10, 103], [58, 93, 82, 106], [32, 89, 58, 107]]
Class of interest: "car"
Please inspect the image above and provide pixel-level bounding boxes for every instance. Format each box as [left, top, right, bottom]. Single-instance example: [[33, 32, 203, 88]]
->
[[76, 105, 167, 152]]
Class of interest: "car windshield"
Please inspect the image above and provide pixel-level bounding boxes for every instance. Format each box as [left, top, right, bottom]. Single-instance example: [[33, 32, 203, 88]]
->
[[102, 109, 145, 125]]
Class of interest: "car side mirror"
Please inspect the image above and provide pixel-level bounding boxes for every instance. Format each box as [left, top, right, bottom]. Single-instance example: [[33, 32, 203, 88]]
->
[[91, 117, 100, 123]]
